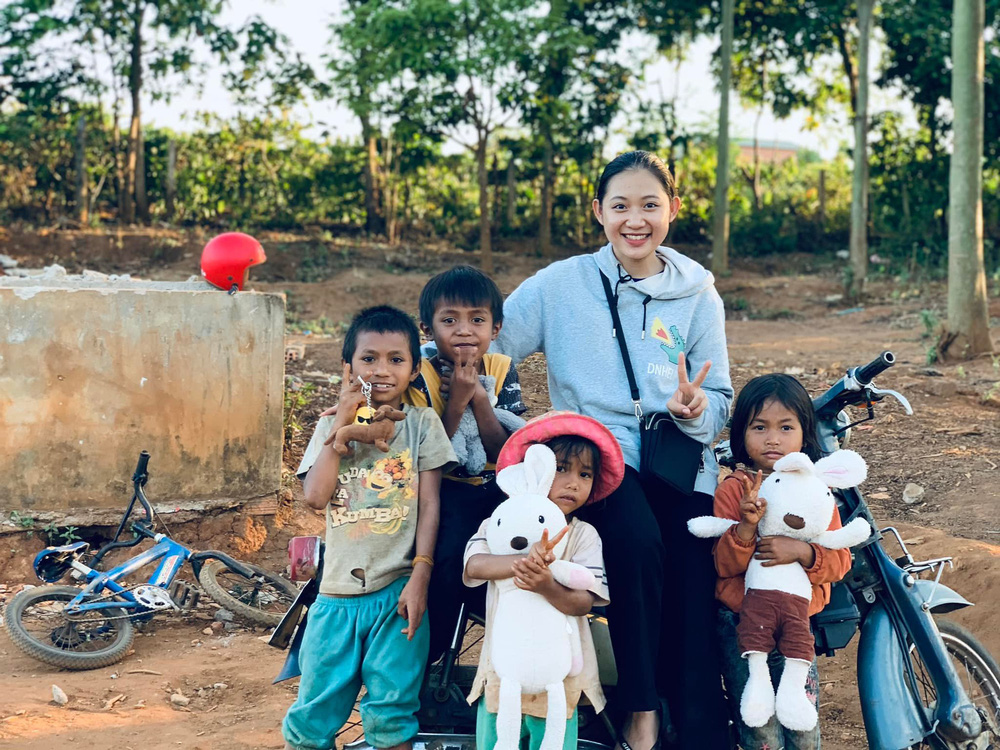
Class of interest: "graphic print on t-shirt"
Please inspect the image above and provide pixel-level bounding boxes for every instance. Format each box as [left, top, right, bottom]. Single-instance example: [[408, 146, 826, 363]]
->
[[331, 449, 415, 535], [651, 316, 686, 365]]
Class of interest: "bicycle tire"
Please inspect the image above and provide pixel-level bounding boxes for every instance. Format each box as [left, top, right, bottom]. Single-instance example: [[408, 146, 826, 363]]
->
[[907, 618, 1000, 749], [3, 585, 135, 670], [198, 559, 298, 627]]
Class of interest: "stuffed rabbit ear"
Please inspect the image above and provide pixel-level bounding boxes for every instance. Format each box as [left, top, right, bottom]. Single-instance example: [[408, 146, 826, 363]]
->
[[496, 443, 557, 498], [772, 452, 814, 474], [813, 449, 868, 489]]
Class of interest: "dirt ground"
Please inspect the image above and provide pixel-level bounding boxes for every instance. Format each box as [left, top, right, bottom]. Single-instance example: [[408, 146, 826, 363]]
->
[[2, 230, 1000, 749]]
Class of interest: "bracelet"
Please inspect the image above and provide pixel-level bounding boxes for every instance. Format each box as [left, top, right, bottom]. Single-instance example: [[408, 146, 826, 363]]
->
[[411, 555, 434, 569]]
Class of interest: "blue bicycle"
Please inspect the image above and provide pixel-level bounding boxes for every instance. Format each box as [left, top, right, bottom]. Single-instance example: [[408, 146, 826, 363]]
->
[[3, 451, 298, 670]]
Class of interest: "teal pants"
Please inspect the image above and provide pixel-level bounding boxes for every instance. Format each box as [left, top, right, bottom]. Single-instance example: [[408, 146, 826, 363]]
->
[[476, 697, 578, 750], [282, 576, 429, 750]]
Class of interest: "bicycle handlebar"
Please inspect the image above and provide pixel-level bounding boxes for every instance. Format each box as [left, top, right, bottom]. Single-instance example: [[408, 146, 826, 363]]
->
[[131, 451, 154, 525], [852, 351, 895, 386], [133, 451, 150, 484]]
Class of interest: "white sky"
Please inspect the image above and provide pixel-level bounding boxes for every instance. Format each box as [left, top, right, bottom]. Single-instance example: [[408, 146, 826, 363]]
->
[[145, 0, 918, 161]]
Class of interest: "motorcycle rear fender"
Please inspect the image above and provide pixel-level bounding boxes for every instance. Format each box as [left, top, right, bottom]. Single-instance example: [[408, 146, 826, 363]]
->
[[857, 584, 972, 749]]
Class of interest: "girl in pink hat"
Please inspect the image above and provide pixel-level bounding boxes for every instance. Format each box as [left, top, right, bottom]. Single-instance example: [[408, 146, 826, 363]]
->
[[464, 411, 625, 750]]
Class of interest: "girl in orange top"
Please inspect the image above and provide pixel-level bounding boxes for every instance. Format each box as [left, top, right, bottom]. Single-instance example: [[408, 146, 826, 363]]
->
[[714, 374, 851, 750]]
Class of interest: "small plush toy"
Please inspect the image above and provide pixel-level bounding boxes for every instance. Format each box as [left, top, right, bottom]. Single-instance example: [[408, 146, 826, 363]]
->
[[328, 404, 406, 456], [688, 449, 872, 732], [487, 444, 596, 750], [450, 373, 525, 475]]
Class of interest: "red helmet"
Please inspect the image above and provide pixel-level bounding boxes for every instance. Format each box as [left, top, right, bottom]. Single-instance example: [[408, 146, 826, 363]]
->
[[200, 233, 266, 292]]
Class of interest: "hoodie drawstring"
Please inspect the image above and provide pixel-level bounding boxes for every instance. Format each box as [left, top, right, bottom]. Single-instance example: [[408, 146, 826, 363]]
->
[[613, 264, 653, 339]]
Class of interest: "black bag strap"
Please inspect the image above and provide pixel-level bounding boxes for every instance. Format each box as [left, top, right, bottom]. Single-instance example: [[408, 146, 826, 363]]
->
[[599, 271, 643, 420]]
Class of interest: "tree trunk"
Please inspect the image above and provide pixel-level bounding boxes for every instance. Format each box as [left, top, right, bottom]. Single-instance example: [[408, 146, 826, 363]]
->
[[847, 0, 874, 301], [818, 169, 826, 229], [492, 153, 502, 225], [540, 132, 554, 257], [74, 114, 88, 225], [476, 137, 493, 273], [165, 139, 177, 221], [711, 0, 734, 275], [941, 0, 993, 358], [111, 97, 124, 218], [359, 112, 385, 236], [123, 1, 146, 225], [384, 133, 399, 245], [135, 128, 148, 222], [506, 156, 516, 229]]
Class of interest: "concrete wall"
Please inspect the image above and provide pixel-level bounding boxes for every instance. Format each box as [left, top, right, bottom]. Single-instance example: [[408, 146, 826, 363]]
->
[[0, 277, 285, 522]]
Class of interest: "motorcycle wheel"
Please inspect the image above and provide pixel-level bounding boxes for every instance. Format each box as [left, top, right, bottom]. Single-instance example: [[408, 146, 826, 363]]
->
[[3, 585, 134, 670], [197, 560, 298, 627], [908, 618, 1000, 750]]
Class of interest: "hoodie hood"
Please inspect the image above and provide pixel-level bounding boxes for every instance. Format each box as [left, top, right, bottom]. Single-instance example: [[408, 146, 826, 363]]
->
[[595, 243, 715, 300]]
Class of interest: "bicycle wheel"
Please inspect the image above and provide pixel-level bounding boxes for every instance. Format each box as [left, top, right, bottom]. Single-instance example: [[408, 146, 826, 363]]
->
[[908, 618, 1000, 749], [3, 585, 134, 670], [198, 560, 298, 627]]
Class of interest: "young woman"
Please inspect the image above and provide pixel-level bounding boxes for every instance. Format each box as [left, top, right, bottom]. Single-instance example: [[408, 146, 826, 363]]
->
[[494, 151, 733, 750]]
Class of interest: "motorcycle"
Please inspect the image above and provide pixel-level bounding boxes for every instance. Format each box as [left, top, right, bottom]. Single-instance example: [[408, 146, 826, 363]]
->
[[271, 351, 1000, 749]]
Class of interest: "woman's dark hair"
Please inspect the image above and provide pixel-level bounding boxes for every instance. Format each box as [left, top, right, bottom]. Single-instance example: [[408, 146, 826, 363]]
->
[[729, 374, 821, 465], [342, 305, 421, 372], [544, 435, 602, 498], [595, 150, 678, 204], [419, 265, 504, 327]]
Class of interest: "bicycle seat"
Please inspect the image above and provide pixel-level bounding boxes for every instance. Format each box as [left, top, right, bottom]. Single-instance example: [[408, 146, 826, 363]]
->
[[45, 541, 90, 554], [33, 542, 90, 582]]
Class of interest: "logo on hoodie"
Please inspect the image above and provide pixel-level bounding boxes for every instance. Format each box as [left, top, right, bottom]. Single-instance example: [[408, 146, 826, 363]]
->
[[651, 317, 685, 365]]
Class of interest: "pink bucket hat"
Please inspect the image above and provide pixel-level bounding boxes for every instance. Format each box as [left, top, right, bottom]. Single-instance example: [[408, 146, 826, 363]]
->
[[496, 411, 625, 503]]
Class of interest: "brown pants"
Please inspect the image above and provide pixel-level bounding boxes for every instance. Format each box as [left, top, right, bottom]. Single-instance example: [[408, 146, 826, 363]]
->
[[736, 588, 814, 662]]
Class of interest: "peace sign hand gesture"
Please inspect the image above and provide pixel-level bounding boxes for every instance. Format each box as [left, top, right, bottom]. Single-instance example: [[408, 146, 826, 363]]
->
[[666, 352, 712, 420]]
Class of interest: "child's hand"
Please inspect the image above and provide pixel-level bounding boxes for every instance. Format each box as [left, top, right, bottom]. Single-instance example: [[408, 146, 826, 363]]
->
[[666, 352, 712, 420], [527, 526, 568, 566], [755, 536, 816, 568], [739, 471, 766, 525], [396, 576, 428, 640], [442, 351, 484, 409], [322, 364, 368, 444], [511, 556, 555, 593]]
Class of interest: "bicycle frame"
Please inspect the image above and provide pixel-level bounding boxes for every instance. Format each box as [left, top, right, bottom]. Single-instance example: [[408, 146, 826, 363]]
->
[[63, 534, 194, 618]]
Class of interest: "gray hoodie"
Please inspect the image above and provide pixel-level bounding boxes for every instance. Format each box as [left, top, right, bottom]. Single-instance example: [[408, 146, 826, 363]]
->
[[495, 243, 733, 497]]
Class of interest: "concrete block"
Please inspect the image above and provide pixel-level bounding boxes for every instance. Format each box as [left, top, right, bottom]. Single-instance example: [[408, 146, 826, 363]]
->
[[1, 277, 285, 523]]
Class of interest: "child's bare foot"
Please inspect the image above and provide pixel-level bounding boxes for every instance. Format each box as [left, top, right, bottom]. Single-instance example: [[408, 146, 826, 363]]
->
[[617, 709, 659, 750]]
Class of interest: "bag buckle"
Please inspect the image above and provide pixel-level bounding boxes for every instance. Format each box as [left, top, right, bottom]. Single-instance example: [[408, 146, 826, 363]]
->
[[633, 400, 643, 420]]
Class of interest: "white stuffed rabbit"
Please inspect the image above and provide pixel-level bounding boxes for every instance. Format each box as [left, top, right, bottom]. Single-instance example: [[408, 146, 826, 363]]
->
[[487, 443, 596, 750], [689, 449, 872, 732]]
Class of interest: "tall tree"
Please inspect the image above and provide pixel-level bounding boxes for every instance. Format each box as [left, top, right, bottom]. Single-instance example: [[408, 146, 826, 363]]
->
[[330, 0, 394, 237], [711, 0, 734, 275], [355, 0, 532, 272], [941, 0, 994, 358], [847, 0, 875, 299], [519, 0, 634, 257]]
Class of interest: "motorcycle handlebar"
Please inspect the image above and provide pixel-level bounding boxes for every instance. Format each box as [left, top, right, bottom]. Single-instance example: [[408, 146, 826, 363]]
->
[[852, 351, 895, 385]]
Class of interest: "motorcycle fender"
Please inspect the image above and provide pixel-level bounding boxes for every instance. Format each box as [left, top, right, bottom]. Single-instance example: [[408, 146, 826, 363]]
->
[[913, 579, 973, 614], [857, 584, 972, 749], [858, 601, 927, 749]]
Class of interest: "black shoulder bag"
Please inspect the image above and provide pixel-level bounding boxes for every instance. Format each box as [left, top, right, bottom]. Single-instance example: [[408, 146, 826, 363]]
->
[[599, 271, 703, 495]]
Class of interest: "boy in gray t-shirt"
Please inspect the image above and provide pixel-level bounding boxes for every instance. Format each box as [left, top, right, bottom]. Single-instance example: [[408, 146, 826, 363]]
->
[[282, 306, 456, 750]]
